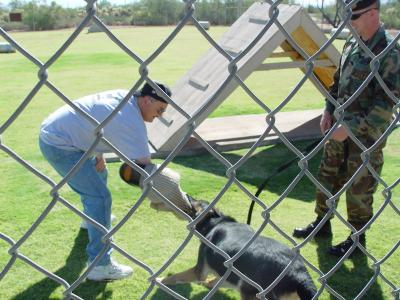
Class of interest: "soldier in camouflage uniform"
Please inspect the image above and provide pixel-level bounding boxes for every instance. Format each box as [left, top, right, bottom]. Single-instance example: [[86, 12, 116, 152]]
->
[[293, 0, 400, 257]]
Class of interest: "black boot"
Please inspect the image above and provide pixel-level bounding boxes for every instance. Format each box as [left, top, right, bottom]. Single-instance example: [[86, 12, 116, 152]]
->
[[328, 234, 366, 257], [293, 218, 332, 238]]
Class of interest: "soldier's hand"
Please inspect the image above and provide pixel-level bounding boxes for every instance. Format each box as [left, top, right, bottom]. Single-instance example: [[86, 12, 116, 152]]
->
[[320, 110, 332, 134], [331, 125, 348, 142]]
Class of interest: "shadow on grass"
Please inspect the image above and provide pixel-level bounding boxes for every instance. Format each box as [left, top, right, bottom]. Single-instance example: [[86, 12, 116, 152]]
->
[[315, 236, 384, 299], [174, 140, 323, 202], [12, 229, 111, 300], [150, 283, 238, 300]]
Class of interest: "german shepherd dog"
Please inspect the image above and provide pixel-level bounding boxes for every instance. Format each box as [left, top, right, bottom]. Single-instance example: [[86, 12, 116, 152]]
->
[[161, 199, 317, 300]]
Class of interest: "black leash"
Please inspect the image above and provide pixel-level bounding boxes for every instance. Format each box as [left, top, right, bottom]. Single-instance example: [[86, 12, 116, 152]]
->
[[246, 138, 322, 225]]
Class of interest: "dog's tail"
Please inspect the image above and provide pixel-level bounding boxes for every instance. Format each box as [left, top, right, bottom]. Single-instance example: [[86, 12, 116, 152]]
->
[[297, 277, 317, 300]]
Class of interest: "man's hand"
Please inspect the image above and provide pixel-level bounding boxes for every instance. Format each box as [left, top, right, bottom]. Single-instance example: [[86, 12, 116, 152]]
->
[[95, 154, 106, 172], [331, 125, 348, 142], [320, 110, 333, 134]]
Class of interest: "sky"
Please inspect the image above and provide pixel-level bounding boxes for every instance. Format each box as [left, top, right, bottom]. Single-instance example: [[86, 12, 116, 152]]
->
[[0, 0, 336, 9]]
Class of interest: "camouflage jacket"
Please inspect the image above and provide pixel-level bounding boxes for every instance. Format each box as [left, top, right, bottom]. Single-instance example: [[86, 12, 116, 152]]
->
[[325, 25, 400, 144]]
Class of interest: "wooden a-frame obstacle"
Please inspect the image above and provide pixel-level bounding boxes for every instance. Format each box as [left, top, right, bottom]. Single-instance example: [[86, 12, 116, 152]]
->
[[147, 2, 341, 157]]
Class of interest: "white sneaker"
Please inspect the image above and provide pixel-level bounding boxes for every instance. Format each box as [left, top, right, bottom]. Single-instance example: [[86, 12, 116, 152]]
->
[[87, 260, 133, 281], [80, 214, 116, 229]]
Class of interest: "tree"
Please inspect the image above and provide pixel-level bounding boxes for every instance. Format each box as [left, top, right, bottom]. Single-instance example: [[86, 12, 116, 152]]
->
[[317, 0, 343, 28], [316, 0, 400, 29], [22, 1, 64, 30], [97, 0, 111, 9], [0, 2, 6, 11], [9, 0, 25, 10]]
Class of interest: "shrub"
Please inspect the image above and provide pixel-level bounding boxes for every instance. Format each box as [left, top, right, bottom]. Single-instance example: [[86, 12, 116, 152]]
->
[[0, 0, 398, 31]]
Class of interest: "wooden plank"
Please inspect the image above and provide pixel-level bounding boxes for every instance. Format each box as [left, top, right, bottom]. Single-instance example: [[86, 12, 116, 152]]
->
[[300, 11, 341, 64], [189, 76, 209, 91], [105, 110, 323, 160], [290, 26, 336, 90], [171, 110, 322, 157], [195, 109, 322, 142], [248, 13, 269, 25], [256, 59, 334, 71], [270, 51, 298, 58], [279, 26, 338, 94]]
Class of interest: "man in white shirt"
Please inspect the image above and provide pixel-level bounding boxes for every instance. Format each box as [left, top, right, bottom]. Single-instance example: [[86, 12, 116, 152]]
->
[[39, 81, 170, 281]]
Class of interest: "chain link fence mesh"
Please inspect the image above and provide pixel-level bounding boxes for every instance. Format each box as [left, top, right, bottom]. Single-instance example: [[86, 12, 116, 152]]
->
[[1, 0, 399, 299]]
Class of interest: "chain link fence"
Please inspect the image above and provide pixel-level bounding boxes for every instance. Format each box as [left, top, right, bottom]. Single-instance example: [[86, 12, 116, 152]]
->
[[1, 0, 399, 299]]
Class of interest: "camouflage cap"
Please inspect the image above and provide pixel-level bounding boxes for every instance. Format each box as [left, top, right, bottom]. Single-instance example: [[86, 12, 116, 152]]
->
[[346, 0, 379, 11]]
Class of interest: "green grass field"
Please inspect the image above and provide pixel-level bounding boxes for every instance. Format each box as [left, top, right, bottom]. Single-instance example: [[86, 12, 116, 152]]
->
[[0, 26, 399, 300]]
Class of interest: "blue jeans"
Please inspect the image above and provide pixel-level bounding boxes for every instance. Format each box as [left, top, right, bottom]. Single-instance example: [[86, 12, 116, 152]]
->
[[39, 138, 112, 266]]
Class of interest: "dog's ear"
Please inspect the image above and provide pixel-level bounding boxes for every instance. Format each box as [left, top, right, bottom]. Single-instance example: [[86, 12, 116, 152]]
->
[[187, 196, 207, 217], [187, 196, 222, 220], [196, 204, 222, 220], [212, 207, 222, 218]]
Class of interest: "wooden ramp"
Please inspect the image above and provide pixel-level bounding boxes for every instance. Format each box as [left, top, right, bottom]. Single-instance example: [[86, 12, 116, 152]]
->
[[146, 2, 340, 155]]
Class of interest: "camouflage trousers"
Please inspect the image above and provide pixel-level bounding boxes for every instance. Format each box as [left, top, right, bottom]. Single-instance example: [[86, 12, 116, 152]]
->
[[315, 138, 384, 230]]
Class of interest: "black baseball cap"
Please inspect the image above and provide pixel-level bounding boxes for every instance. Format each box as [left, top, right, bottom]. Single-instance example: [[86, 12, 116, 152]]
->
[[139, 81, 171, 103], [346, 0, 380, 11]]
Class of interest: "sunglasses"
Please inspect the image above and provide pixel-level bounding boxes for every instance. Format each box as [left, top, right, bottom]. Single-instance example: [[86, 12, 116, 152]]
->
[[157, 107, 166, 115], [351, 7, 377, 20], [150, 98, 167, 115]]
